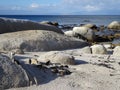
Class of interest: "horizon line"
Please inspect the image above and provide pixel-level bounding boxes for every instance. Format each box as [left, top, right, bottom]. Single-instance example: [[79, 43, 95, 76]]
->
[[0, 14, 120, 16]]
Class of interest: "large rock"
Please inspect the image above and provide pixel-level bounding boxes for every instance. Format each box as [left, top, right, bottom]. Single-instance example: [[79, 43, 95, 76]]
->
[[113, 46, 120, 56], [81, 46, 92, 54], [73, 26, 95, 41], [40, 21, 59, 26], [0, 30, 88, 51], [108, 21, 120, 30], [64, 30, 76, 37], [0, 18, 63, 34], [91, 44, 107, 54], [0, 54, 29, 89], [38, 51, 75, 65], [83, 23, 97, 29], [71, 46, 92, 56], [112, 37, 120, 46]]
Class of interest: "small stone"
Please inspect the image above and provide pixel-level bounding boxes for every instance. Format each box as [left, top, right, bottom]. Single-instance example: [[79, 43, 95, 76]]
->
[[91, 44, 107, 54]]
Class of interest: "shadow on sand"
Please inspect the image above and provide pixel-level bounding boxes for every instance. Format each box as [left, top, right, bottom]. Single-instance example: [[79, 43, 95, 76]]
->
[[14, 55, 58, 85], [22, 64, 58, 85], [75, 59, 88, 65], [14, 55, 88, 86]]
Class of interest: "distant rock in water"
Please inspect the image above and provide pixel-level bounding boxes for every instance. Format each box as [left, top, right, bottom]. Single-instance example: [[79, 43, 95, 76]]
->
[[82, 20, 91, 22], [0, 30, 88, 51], [0, 54, 29, 89], [107, 21, 120, 30], [0, 18, 63, 34]]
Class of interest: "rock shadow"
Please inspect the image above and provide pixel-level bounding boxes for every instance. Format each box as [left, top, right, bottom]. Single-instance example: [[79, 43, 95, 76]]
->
[[75, 59, 88, 65], [21, 63, 58, 85]]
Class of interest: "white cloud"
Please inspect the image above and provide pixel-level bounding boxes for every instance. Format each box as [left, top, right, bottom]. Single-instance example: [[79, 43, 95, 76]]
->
[[29, 3, 57, 10], [11, 6, 21, 10], [84, 5, 101, 12], [0, 0, 120, 15], [30, 3, 39, 8], [63, 0, 79, 4]]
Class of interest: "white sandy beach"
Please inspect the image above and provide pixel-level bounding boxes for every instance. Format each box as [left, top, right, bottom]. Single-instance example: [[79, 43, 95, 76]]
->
[[8, 49, 120, 90]]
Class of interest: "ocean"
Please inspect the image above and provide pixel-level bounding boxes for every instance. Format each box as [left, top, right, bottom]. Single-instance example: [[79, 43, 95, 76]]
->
[[0, 15, 120, 26]]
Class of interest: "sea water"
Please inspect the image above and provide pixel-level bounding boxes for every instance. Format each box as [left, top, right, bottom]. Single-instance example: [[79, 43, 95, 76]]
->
[[0, 15, 120, 26]]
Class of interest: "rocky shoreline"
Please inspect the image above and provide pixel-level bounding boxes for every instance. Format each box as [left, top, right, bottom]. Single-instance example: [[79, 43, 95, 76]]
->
[[0, 17, 120, 90]]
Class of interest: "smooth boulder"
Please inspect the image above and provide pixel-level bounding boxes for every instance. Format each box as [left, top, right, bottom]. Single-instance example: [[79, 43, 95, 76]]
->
[[11, 49, 24, 54], [40, 21, 59, 26], [38, 51, 75, 65], [0, 54, 29, 89], [0, 18, 63, 34], [113, 46, 120, 56], [108, 21, 120, 30], [64, 30, 76, 37], [91, 44, 107, 54], [0, 30, 88, 51], [72, 46, 92, 56], [73, 26, 95, 41], [81, 46, 92, 54], [83, 23, 97, 29]]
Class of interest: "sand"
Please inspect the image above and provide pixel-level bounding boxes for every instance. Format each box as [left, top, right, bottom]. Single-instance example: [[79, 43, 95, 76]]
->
[[8, 49, 120, 90]]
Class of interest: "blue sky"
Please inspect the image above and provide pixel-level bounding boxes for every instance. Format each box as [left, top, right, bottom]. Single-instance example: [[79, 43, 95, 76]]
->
[[0, 0, 120, 15]]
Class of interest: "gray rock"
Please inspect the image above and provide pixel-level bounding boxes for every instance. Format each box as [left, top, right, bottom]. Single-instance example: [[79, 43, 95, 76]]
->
[[95, 29, 115, 37], [40, 21, 59, 26], [40, 21, 53, 25], [91, 44, 107, 54], [38, 51, 75, 65], [0, 30, 88, 51], [0, 54, 29, 89], [64, 30, 76, 37], [113, 46, 120, 56], [83, 23, 97, 29], [81, 46, 92, 54], [12, 49, 24, 54], [85, 29, 95, 41], [73, 26, 95, 41], [71, 46, 92, 56], [0, 18, 63, 34], [112, 37, 120, 45], [107, 21, 120, 30]]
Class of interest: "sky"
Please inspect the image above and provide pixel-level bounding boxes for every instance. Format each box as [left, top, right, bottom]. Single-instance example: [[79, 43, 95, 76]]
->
[[0, 0, 120, 15]]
